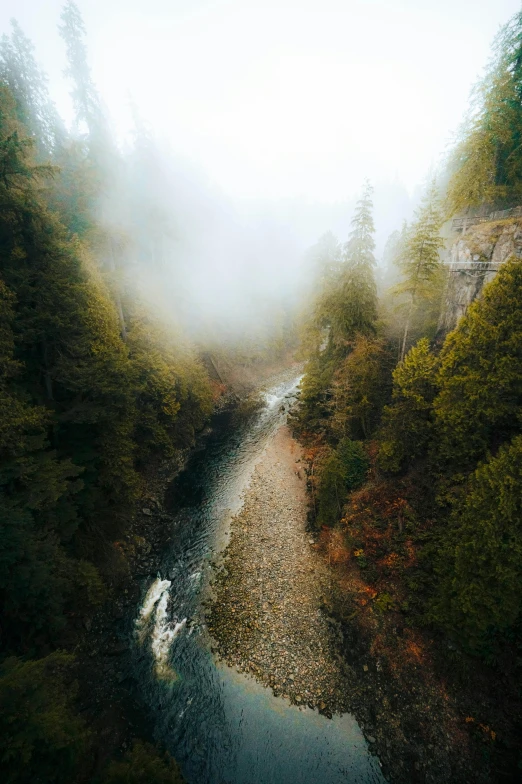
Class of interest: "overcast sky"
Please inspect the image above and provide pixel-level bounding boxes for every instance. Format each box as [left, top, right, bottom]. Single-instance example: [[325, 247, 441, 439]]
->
[[1, 0, 521, 252]]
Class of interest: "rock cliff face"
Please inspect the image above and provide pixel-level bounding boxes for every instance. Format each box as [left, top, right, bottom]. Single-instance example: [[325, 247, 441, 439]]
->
[[438, 218, 522, 334]]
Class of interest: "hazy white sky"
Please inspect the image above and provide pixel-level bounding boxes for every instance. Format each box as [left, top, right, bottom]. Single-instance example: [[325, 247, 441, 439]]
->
[[1, 0, 521, 250]]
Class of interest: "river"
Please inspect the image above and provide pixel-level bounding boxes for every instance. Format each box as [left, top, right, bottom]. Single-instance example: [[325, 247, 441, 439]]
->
[[130, 372, 386, 784]]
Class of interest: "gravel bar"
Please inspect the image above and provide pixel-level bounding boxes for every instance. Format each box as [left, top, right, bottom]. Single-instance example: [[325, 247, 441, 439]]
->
[[207, 424, 350, 716]]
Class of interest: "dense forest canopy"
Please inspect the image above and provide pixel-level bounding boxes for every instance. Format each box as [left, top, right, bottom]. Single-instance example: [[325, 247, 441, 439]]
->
[[1, 1, 522, 782]]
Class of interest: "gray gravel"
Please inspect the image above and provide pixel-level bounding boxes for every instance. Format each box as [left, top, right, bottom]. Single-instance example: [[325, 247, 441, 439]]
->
[[207, 425, 350, 715]]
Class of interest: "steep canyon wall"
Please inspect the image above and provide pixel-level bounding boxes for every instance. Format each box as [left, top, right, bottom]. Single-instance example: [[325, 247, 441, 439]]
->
[[438, 218, 522, 333]]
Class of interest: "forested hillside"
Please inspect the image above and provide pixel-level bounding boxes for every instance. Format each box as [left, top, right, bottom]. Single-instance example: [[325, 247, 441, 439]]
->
[[292, 10, 522, 779], [0, 4, 218, 781]]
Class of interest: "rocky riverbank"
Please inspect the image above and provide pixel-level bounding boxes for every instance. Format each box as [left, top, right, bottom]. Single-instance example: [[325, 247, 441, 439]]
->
[[207, 425, 351, 715]]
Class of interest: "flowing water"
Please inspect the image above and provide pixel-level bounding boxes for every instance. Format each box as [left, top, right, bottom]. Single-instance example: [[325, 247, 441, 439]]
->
[[131, 373, 386, 784]]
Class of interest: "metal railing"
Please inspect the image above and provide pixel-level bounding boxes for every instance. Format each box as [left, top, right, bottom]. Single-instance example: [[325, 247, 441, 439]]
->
[[452, 206, 522, 230], [443, 260, 504, 271]]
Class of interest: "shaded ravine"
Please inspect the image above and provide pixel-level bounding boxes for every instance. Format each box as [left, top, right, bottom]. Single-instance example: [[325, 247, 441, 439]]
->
[[130, 372, 385, 784]]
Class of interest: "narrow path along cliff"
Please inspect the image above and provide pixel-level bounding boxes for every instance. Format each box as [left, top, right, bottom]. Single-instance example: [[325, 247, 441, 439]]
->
[[207, 424, 350, 714]]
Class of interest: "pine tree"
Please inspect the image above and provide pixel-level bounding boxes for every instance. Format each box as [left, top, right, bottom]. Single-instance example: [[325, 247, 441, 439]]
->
[[59, 1, 104, 137], [430, 434, 522, 651], [125, 301, 212, 459], [296, 185, 378, 438], [300, 232, 342, 356], [447, 9, 522, 211], [57, 1, 118, 239], [394, 181, 444, 360], [330, 180, 377, 348], [46, 137, 99, 237], [317, 438, 368, 526], [0, 21, 98, 240], [433, 257, 522, 477], [295, 353, 337, 434], [377, 338, 439, 473], [0, 21, 65, 157], [331, 335, 391, 439]]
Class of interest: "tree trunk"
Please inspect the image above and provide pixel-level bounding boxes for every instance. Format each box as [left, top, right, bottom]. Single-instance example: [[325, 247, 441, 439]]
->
[[400, 296, 415, 362]]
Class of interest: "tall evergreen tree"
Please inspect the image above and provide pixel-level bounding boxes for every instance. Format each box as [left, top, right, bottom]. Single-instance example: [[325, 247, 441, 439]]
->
[[433, 257, 522, 477], [0, 21, 65, 157], [300, 232, 341, 355], [330, 179, 377, 348], [59, 2, 104, 137], [377, 338, 439, 473], [297, 184, 378, 437], [447, 9, 522, 211], [316, 438, 368, 526], [331, 335, 391, 439], [394, 181, 444, 360], [57, 1, 117, 237], [430, 434, 522, 651]]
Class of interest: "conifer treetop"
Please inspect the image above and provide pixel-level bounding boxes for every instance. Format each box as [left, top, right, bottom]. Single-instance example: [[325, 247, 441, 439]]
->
[[344, 179, 376, 270], [59, 1, 102, 134]]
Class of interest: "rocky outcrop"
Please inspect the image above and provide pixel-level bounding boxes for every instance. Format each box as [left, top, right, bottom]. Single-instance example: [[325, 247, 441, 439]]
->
[[438, 218, 522, 334]]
